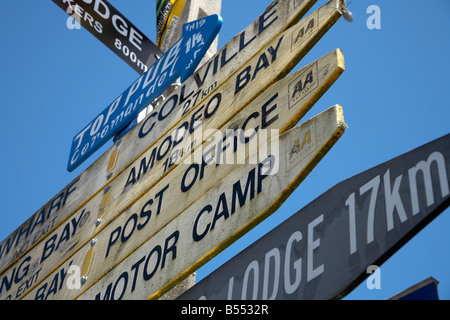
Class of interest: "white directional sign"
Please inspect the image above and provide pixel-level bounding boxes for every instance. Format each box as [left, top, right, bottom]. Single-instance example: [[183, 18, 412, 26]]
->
[[17, 49, 345, 301], [0, 0, 349, 302], [75, 105, 346, 300], [0, 0, 321, 277]]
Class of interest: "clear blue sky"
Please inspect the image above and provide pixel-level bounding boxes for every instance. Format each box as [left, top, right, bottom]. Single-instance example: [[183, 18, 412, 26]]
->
[[0, 0, 449, 300]]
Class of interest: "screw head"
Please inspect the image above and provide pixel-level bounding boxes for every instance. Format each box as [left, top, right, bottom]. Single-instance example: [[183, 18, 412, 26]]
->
[[90, 238, 97, 247]]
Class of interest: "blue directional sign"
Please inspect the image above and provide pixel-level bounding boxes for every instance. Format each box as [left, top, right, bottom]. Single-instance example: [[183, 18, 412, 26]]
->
[[67, 14, 222, 172]]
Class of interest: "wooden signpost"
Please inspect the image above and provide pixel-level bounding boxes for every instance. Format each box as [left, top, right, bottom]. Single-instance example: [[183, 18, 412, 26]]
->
[[76, 105, 346, 300], [18, 50, 345, 300], [3, 0, 344, 297], [1, 0, 350, 300], [0, 0, 320, 275]]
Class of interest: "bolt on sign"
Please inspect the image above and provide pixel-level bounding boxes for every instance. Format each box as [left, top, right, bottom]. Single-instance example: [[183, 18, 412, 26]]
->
[[74, 105, 346, 300], [0, 0, 319, 277], [179, 134, 450, 300], [51, 0, 163, 74], [14, 49, 344, 300], [67, 14, 223, 172]]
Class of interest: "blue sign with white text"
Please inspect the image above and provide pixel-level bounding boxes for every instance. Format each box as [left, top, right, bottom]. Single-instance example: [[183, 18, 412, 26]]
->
[[67, 14, 222, 172]]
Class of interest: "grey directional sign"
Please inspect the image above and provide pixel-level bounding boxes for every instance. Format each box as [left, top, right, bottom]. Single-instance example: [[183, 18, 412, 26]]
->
[[179, 133, 450, 300]]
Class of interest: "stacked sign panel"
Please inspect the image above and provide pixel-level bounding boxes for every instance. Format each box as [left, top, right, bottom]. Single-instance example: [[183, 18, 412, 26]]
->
[[0, 0, 353, 300]]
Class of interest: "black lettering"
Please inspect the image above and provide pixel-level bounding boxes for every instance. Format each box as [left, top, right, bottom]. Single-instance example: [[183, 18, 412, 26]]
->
[[137, 199, 153, 231], [304, 70, 314, 86], [112, 272, 128, 300], [125, 167, 137, 188], [15, 256, 31, 283], [29, 209, 45, 237], [173, 121, 189, 149], [261, 93, 279, 129], [0, 232, 17, 260], [95, 283, 112, 300], [181, 164, 199, 193], [121, 214, 138, 243], [267, 36, 283, 62], [158, 95, 178, 121], [294, 18, 313, 45], [58, 263, 71, 291], [211, 193, 229, 231], [232, 168, 256, 214], [213, 54, 220, 75], [292, 79, 304, 98], [193, 60, 213, 87], [157, 135, 172, 161], [138, 112, 157, 138], [189, 105, 205, 133], [48, 193, 64, 218], [179, 84, 194, 105], [154, 184, 169, 215], [252, 53, 270, 80], [130, 256, 145, 292], [69, 209, 86, 237], [259, 1, 278, 34], [193, 205, 212, 242], [216, 129, 235, 166], [221, 46, 238, 68], [63, 177, 80, 206], [307, 18, 315, 32], [46, 272, 58, 299], [199, 158, 208, 180], [35, 282, 47, 300], [16, 220, 32, 248], [106, 227, 121, 258], [161, 231, 179, 269], [294, 27, 305, 44], [143, 246, 161, 281], [235, 66, 251, 95], [242, 112, 260, 143], [258, 156, 274, 193], [138, 148, 157, 180], [0, 269, 16, 295], [239, 30, 256, 51], [204, 93, 221, 119], [55, 223, 70, 252], [40, 234, 57, 263]]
